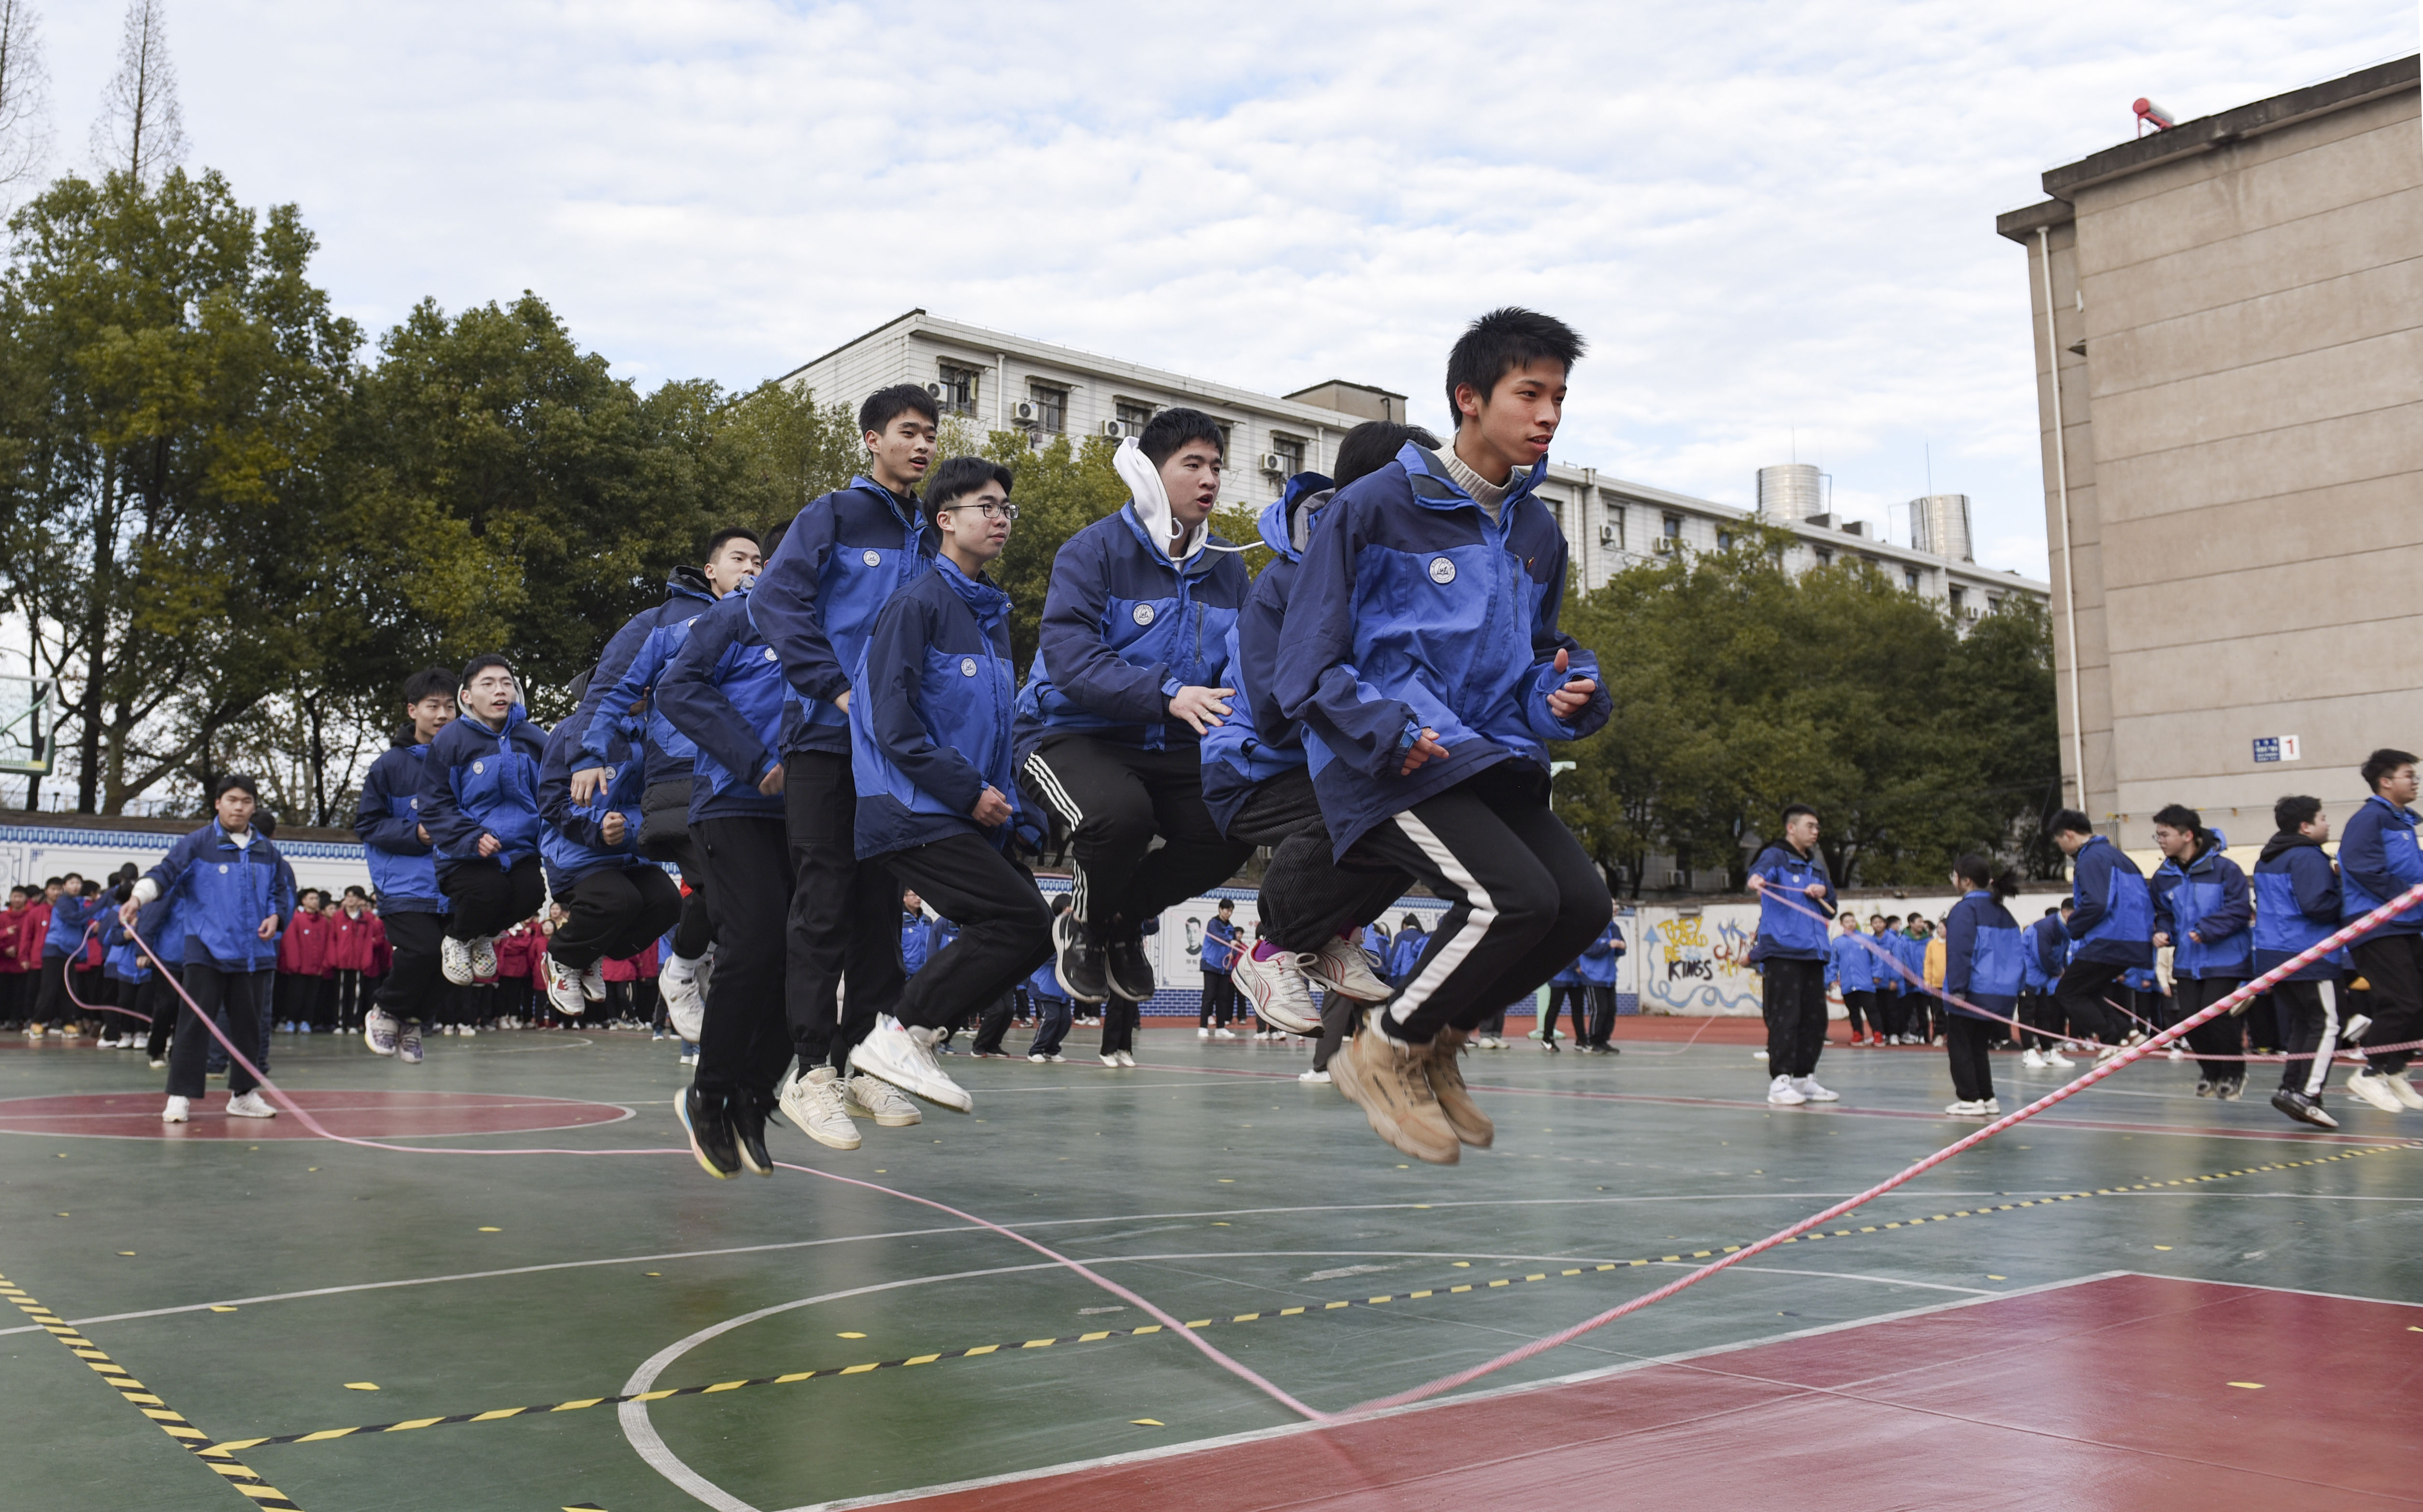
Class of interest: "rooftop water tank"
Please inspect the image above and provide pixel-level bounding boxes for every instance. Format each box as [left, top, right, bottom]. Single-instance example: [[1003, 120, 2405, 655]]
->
[[1907, 494, 1973, 561], [1756, 463, 1823, 521]]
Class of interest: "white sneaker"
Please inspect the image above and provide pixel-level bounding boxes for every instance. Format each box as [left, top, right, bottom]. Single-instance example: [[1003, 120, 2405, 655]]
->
[[440, 934, 475, 985], [1978, 1097, 2001, 1114], [850, 1018, 971, 1113], [2044, 1047, 2075, 1068], [1944, 1099, 1984, 1116], [1028, 1052, 1050, 1063], [1213, 1027, 1236, 1039], [160, 1095, 189, 1123], [2167, 1045, 2186, 1061], [843, 1073, 923, 1127], [1100, 1052, 1120, 1066], [469, 935, 499, 979], [1767, 1075, 1807, 1105], [678, 1051, 698, 1067], [1299, 1068, 1332, 1083], [1753, 1049, 1770, 1062], [458, 1024, 477, 1037], [225, 1091, 276, 1119], [580, 962, 607, 1001], [1306, 935, 1393, 1002], [1230, 949, 1321, 1034], [2347, 1068, 2407, 1114], [2387, 1075, 2423, 1111], [661, 952, 706, 1038], [1198, 1027, 1211, 1039], [1115, 1049, 1136, 1067], [1791, 1076, 1840, 1103], [542, 957, 585, 1018], [2021, 1048, 2046, 1069], [778, 1066, 861, 1150]]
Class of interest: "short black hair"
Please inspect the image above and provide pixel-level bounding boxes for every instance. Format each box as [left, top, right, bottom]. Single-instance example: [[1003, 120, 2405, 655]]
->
[[923, 455, 1015, 533], [459, 653, 515, 688], [343, 885, 368, 899], [1444, 307, 1585, 424], [2275, 794, 2323, 833], [2044, 906, 2063, 918], [1954, 853, 2018, 898], [1216, 899, 1234, 912], [1402, 914, 1422, 930], [402, 667, 454, 706], [1332, 421, 1441, 491], [2362, 749, 2417, 793], [2049, 808, 2095, 837], [214, 773, 259, 802], [859, 384, 938, 439], [254, 810, 277, 838], [2060, 898, 2075, 911], [705, 526, 761, 561], [2151, 803, 2202, 834], [1140, 406, 1225, 467], [1781, 803, 1818, 827]]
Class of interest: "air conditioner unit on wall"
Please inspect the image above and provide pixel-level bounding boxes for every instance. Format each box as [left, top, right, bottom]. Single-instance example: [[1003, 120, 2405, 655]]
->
[[924, 382, 944, 399], [1597, 525, 1615, 545], [1101, 420, 1126, 438], [1012, 400, 1040, 425], [1653, 538, 1677, 555], [1259, 452, 1288, 474]]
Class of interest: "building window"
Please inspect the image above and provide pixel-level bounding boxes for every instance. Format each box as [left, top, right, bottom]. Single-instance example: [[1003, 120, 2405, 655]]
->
[[1904, 567, 1921, 592], [1948, 584, 1966, 615], [1602, 506, 1624, 552], [1268, 432, 1306, 474], [1215, 419, 1235, 459], [1716, 530, 1734, 552], [1027, 382, 1067, 434], [1662, 514, 1683, 541], [935, 362, 980, 418], [1814, 546, 1833, 567], [1114, 399, 1153, 437]]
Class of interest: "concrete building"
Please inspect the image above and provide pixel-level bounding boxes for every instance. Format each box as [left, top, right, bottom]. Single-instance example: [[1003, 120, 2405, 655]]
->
[[1999, 56, 2421, 841], [781, 309, 2047, 618]]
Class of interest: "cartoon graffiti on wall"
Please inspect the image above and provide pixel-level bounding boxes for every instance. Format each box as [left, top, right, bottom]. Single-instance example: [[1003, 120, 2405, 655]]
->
[[1647, 909, 1764, 1015]]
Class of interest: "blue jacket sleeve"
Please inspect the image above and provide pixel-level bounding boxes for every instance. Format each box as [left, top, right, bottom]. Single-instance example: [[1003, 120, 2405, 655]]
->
[[1944, 902, 1977, 997], [354, 753, 429, 855], [1823, 937, 1841, 988], [272, 855, 297, 930], [539, 729, 615, 852], [563, 610, 657, 771], [1276, 496, 1422, 778], [2066, 845, 2109, 940], [141, 831, 204, 906], [865, 592, 989, 818], [2149, 869, 2178, 939], [658, 604, 779, 789], [1519, 540, 1611, 745], [2290, 847, 2341, 924], [417, 730, 488, 856], [583, 626, 671, 765], [751, 502, 851, 706], [1037, 531, 1176, 721], [1235, 569, 1298, 752], [2196, 859, 2250, 943]]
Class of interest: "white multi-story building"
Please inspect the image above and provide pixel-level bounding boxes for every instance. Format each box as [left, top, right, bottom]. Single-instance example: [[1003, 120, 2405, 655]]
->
[[782, 309, 2050, 616]]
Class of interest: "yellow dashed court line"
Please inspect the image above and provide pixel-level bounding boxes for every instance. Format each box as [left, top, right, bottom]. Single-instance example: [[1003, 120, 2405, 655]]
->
[[0, 1269, 305, 1511], [197, 1143, 2411, 1456]]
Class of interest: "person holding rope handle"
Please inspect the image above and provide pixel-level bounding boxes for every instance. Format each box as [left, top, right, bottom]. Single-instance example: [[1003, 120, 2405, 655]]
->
[[2256, 794, 2359, 1128], [2048, 809, 2153, 1064], [1939, 856, 2025, 1117], [1748, 804, 1839, 1105], [2334, 749, 2423, 1115], [121, 774, 294, 1124]]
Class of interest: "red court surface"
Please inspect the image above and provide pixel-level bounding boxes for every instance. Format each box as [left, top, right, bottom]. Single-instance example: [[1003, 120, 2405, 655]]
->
[[0, 1089, 632, 1140], [887, 1274, 2423, 1511]]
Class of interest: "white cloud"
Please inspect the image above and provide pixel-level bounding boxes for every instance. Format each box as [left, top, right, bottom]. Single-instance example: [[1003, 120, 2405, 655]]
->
[[40, 0, 2417, 579]]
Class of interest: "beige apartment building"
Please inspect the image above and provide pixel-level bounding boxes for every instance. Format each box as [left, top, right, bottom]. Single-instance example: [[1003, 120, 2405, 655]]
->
[[1999, 55, 2421, 846]]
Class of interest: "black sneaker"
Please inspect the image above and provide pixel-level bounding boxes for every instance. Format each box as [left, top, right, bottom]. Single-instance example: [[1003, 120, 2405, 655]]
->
[[2214, 1076, 2244, 1101], [1053, 909, 1109, 1005], [2270, 1087, 2339, 1129], [678, 1086, 740, 1179], [1104, 935, 1156, 1003], [728, 1090, 775, 1177]]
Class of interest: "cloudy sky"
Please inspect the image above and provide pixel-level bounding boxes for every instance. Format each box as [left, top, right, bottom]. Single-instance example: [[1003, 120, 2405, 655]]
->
[[38, 1, 2417, 577]]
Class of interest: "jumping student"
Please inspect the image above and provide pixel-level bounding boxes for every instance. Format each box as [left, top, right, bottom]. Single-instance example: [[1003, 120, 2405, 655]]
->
[[2149, 805, 2253, 1099], [2335, 750, 2423, 1115], [123, 775, 294, 1123], [1199, 899, 1242, 1038], [419, 657, 548, 990], [1828, 907, 1876, 1047], [2018, 903, 2076, 1068], [536, 698, 682, 1021], [1274, 307, 1612, 1164], [1939, 855, 2023, 1117], [2256, 795, 2353, 1128], [571, 527, 765, 1030], [356, 669, 457, 1064], [1017, 406, 1254, 1022], [1207, 422, 1427, 1036], [1748, 805, 1839, 1105], [751, 385, 937, 1111], [2049, 809, 2152, 1063], [844, 455, 1055, 1123]]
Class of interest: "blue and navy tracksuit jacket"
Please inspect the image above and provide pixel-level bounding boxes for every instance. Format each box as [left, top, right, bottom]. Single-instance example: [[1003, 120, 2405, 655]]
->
[[1748, 842, 1836, 964], [1826, 929, 1875, 994], [139, 822, 294, 973], [1016, 502, 1248, 761], [901, 912, 932, 977], [2022, 914, 2069, 992], [354, 730, 446, 914], [2253, 829, 2346, 981], [2062, 834, 2154, 967], [103, 911, 151, 984], [1577, 921, 1625, 986], [1201, 475, 1331, 834], [2151, 841, 2252, 980], [537, 718, 653, 893], [1201, 915, 1242, 974], [849, 556, 1034, 860], [1943, 890, 2025, 1022], [751, 477, 935, 760], [2336, 793, 2423, 938], [1388, 929, 1429, 979], [577, 568, 718, 784], [44, 890, 106, 961], [418, 705, 549, 879], [1272, 443, 1610, 856], [656, 586, 788, 824]]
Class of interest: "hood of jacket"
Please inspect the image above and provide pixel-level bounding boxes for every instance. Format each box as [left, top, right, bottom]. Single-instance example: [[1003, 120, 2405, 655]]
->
[[2258, 829, 2324, 866], [934, 554, 1010, 632], [665, 563, 715, 605], [1255, 474, 1337, 564]]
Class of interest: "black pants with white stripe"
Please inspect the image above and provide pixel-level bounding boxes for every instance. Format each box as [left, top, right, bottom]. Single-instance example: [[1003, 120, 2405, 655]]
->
[[1022, 735, 1251, 938], [2273, 977, 2345, 1096], [1221, 766, 1411, 953], [1347, 763, 1609, 1045]]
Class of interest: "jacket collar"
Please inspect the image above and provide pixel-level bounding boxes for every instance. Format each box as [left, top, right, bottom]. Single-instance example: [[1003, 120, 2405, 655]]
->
[[665, 564, 716, 605], [2365, 792, 2421, 825], [850, 475, 927, 537], [1400, 442, 1545, 518], [1256, 474, 1336, 563], [934, 555, 1010, 632], [1116, 502, 1226, 579]]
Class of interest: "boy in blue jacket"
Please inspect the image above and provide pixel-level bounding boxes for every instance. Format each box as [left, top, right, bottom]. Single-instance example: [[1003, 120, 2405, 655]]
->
[[2018, 903, 2076, 1069], [355, 669, 456, 1064], [1016, 406, 1253, 1031], [1199, 898, 1243, 1038], [536, 703, 682, 1021], [418, 657, 548, 991], [2050, 808, 2152, 1063], [2256, 795, 2355, 1128], [2149, 804, 2253, 1098], [1209, 423, 1426, 1037], [1827, 911, 1874, 1047], [1025, 900, 1076, 1063], [845, 457, 1053, 1115], [1576, 918, 1627, 1052], [751, 387, 934, 1106], [1749, 805, 1840, 1104], [123, 775, 294, 1123], [2336, 750, 2423, 1114], [1940, 857, 2025, 1116], [29, 872, 102, 1037], [1274, 308, 1612, 1164]]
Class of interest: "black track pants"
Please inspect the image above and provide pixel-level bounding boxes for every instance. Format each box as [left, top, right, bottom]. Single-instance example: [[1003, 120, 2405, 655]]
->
[[374, 911, 449, 1023], [550, 866, 684, 972], [693, 816, 796, 1098], [1762, 956, 1828, 1079], [1021, 734, 1249, 936], [2350, 935, 2423, 1075], [2274, 977, 2347, 1095], [1222, 767, 1410, 952], [784, 751, 901, 1071], [2054, 959, 2129, 1046], [1945, 1015, 1995, 1104], [879, 832, 1053, 1036], [166, 964, 269, 1098], [440, 857, 543, 941], [2176, 975, 2249, 1081]]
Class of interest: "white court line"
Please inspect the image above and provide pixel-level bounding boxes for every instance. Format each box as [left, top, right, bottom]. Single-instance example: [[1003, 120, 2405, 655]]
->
[[619, 1250, 2022, 1512]]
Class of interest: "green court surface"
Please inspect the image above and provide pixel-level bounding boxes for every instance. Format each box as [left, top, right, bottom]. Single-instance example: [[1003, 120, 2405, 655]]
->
[[3, 1023, 2419, 1512]]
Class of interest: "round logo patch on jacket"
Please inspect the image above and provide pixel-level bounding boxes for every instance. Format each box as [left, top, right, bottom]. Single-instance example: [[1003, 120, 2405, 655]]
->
[[763, 647, 778, 661], [1133, 604, 1155, 626], [863, 549, 882, 567], [961, 658, 979, 677], [473, 761, 485, 774], [1428, 558, 1456, 585], [218, 864, 229, 874]]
